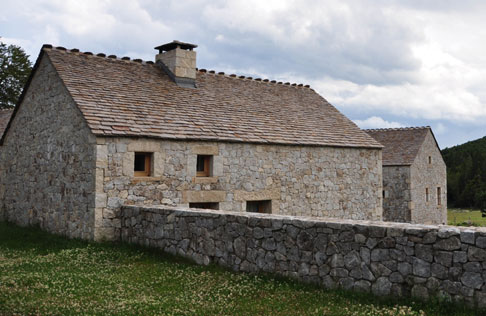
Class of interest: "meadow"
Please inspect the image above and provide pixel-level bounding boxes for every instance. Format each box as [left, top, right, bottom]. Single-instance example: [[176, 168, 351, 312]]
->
[[0, 221, 478, 316], [448, 208, 486, 227]]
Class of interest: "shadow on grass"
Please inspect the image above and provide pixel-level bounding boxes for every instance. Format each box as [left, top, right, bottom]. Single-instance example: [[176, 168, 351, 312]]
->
[[0, 221, 479, 316], [0, 221, 199, 266]]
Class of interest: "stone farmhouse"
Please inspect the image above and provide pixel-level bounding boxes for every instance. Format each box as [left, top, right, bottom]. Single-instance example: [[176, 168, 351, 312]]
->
[[365, 127, 447, 225], [0, 41, 384, 241]]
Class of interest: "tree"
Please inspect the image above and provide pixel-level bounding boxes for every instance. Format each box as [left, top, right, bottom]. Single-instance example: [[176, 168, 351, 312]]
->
[[442, 136, 486, 208], [0, 39, 32, 109]]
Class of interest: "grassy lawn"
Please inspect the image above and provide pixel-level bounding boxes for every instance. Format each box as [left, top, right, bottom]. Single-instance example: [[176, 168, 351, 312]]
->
[[0, 222, 478, 316], [448, 208, 486, 227]]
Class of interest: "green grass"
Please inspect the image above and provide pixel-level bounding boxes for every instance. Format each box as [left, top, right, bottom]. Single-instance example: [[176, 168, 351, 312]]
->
[[448, 208, 486, 227], [0, 222, 477, 316]]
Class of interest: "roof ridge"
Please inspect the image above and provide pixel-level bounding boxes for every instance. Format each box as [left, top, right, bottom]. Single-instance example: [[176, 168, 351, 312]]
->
[[197, 68, 311, 89], [42, 44, 312, 89], [42, 44, 155, 66], [364, 126, 430, 132]]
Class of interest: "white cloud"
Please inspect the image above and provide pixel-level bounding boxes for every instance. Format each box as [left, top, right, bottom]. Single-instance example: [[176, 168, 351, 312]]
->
[[434, 122, 447, 135], [200, 0, 422, 84], [353, 116, 404, 129], [2, 0, 172, 58], [2, 0, 486, 147]]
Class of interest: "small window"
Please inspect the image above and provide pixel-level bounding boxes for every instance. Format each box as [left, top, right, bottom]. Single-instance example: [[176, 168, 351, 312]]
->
[[196, 155, 212, 177], [437, 187, 441, 205], [246, 200, 272, 214], [134, 152, 152, 177], [189, 202, 219, 210], [425, 188, 429, 202], [382, 190, 389, 199], [428, 156, 432, 164]]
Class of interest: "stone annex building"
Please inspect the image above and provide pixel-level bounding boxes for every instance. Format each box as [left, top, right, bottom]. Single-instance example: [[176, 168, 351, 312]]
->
[[366, 127, 447, 225], [0, 41, 445, 241]]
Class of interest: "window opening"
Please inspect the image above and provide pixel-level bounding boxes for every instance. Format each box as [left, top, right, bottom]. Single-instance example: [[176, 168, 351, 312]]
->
[[246, 200, 272, 214], [189, 202, 219, 210], [196, 155, 212, 177], [134, 152, 152, 177]]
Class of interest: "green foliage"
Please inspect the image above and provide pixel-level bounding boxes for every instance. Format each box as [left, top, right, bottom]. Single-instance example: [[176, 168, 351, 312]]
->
[[442, 136, 486, 209], [0, 39, 32, 109], [0, 222, 476, 315]]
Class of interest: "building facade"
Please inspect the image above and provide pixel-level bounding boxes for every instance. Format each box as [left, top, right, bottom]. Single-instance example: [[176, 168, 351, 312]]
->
[[366, 127, 447, 225], [0, 42, 383, 240]]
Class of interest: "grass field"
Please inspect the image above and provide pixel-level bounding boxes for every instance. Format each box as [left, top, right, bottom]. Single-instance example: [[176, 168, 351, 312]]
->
[[448, 208, 486, 227], [0, 222, 478, 316]]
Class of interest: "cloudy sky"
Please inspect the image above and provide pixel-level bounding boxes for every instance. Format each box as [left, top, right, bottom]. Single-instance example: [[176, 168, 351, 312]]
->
[[2, 0, 486, 148]]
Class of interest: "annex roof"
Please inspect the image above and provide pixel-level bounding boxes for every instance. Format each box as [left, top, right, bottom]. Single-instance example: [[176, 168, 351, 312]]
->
[[2, 45, 383, 149], [0, 109, 13, 140], [365, 127, 433, 166]]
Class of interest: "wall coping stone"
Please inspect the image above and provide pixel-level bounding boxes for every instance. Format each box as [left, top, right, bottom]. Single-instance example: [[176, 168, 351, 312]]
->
[[122, 205, 486, 234]]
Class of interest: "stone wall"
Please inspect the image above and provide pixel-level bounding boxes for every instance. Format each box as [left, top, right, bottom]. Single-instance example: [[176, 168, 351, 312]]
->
[[121, 205, 486, 308], [382, 166, 411, 223], [0, 55, 97, 239], [95, 137, 383, 240], [411, 131, 447, 225]]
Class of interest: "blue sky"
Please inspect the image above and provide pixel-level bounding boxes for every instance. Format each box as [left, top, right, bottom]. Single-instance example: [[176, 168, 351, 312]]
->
[[2, 0, 486, 149]]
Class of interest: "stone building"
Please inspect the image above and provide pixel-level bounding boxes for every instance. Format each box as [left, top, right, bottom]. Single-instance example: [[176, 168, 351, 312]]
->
[[365, 127, 447, 225], [0, 41, 383, 241], [0, 108, 13, 220], [0, 109, 13, 139]]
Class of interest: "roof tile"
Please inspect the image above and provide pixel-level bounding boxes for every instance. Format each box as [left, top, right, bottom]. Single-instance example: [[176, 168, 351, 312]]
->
[[42, 46, 382, 148], [365, 127, 430, 165]]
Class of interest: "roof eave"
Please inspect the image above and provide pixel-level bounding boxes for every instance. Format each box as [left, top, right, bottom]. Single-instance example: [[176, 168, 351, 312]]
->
[[93, 133, 384, 149], [0, 46, 48, 146]]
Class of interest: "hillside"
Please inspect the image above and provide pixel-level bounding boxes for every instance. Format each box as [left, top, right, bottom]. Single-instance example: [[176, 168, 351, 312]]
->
[[441, 136, 486, 209]]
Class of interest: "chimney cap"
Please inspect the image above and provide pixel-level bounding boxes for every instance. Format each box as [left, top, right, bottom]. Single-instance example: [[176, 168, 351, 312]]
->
[[154, 40, 197, 53]]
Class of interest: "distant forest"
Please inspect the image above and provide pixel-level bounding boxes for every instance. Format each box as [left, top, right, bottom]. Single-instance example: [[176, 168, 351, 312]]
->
[[441, 136, 486, 209]]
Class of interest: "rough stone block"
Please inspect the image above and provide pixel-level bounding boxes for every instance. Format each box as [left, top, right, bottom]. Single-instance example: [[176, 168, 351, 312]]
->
[[412, 258, 431, 278], [372, 277, 392, 296]]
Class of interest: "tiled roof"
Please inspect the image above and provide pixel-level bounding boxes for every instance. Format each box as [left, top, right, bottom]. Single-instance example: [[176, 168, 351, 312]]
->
[[26, 45, 382, 148], [365, 127, 430, 165], [0, 109, 13, 140]]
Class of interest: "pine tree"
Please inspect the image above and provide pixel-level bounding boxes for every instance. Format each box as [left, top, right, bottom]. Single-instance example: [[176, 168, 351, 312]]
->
[[0, 39, 32, 109]]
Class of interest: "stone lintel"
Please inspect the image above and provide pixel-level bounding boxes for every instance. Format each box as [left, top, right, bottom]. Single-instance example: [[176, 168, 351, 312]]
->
[[191, 145, 219, 155], [182, 190, 226, 203], [234, 188, 280, 202], [127, 140, 161, 152], [193, 176, 218, 184]]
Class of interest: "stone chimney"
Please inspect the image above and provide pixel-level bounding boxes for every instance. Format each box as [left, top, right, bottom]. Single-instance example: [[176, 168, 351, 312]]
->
[[155, 40, 197, 88]]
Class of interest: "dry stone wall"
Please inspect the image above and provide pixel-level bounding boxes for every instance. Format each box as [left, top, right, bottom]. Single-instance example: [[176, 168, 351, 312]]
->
[[121, 205, 486, 309], [95, 137, 382, 240], [0, 55, 97, 239]]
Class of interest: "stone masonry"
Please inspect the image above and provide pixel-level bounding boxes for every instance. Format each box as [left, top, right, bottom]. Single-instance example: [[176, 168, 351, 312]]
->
[[410, 131, 447, 224], [121, 205, 486, 309], [95, 137, 383, 240], [367, 127, 447, 225], [0, 56, 97, 239], [382, 166, 411, 222], [0, 44, 386, 241]]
